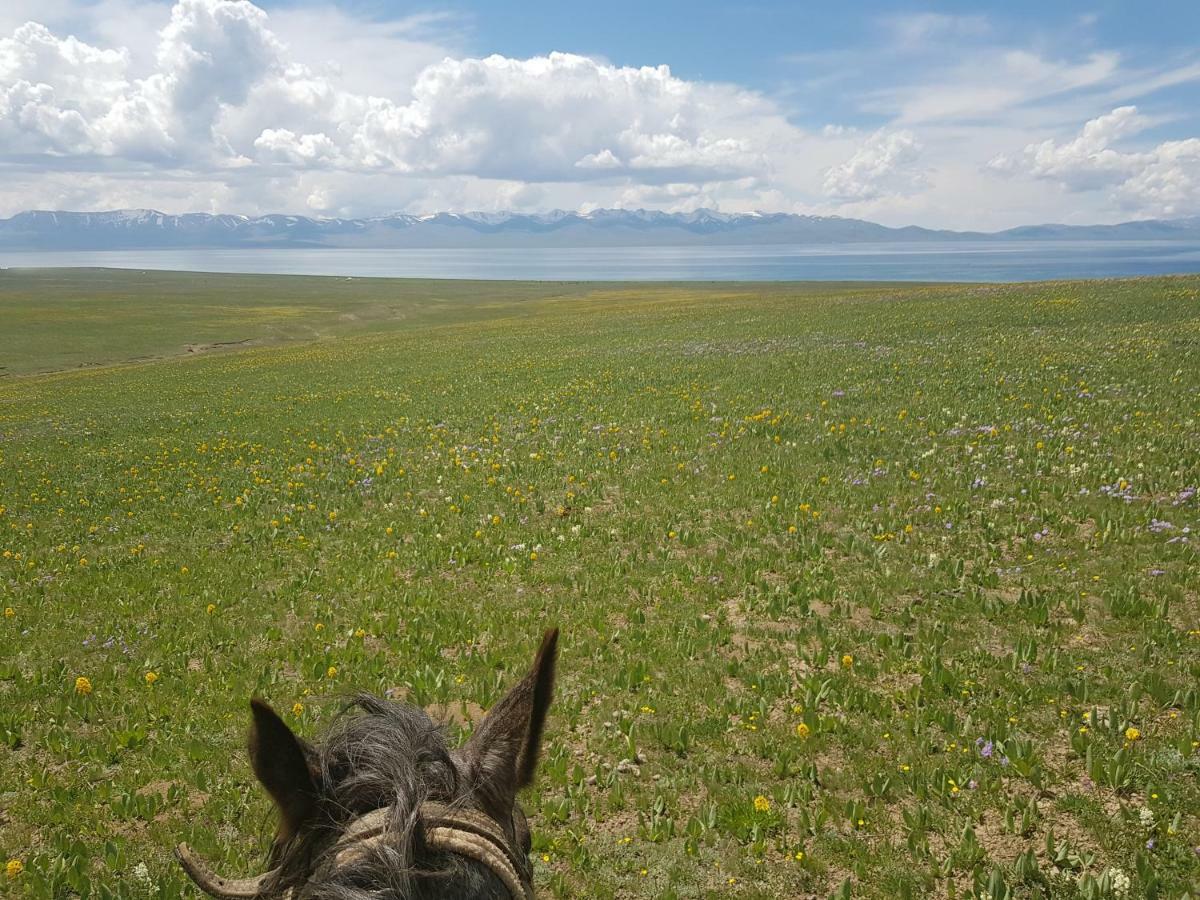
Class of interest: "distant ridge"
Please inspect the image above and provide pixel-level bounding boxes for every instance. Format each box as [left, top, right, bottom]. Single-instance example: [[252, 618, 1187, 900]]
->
[[1, 207, 1198, 250]]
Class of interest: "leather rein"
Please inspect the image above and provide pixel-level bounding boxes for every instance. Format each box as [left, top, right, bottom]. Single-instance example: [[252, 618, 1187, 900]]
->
[[176, 801, 532, 900]]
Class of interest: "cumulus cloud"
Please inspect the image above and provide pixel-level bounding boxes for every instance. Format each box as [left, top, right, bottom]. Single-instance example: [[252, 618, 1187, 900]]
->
[[989, 106, 1200, 215], [0, 21, 133, 153], [253, 128, 339, 165], [1, 1, 776, 194], [2, 0, 1199, 225], [344, 52, 768, 183], [989, 106, 1144, 189], [823, 129, 925, 201]]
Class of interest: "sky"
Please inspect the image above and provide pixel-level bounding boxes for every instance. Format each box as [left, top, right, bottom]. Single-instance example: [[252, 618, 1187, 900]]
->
[[1, 0, 1199, 228]]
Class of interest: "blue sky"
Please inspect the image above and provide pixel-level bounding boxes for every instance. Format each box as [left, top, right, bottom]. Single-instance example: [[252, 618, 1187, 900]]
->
[[343, 1, 1200, 102], [2, 0, 1199, 227]]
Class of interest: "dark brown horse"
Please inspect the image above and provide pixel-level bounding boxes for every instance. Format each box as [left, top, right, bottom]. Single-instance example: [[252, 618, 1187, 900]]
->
[[178, 629, 558, 899]]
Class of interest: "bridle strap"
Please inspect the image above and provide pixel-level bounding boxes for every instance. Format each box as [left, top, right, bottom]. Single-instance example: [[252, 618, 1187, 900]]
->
[[177, 803, 531, 900], [419, 802, 532, 900], [332, 803, 531, 900], [175, 844, 273, 899]]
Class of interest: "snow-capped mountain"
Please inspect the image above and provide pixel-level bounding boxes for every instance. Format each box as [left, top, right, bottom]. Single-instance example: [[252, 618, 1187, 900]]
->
[[1, 208, 1198, 250]]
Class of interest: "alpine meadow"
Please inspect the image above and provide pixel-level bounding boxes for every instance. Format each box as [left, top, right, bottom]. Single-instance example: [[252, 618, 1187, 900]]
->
[[1, 270, 1198, 898]]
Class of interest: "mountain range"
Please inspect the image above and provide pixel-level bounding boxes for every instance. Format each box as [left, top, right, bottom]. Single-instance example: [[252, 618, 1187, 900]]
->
[[2, 208, 1199, 250]]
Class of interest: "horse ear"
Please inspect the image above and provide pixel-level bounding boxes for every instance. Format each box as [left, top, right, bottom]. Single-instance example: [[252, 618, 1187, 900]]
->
[[249, 698, 319, 839], [460, 629, 558, 819]]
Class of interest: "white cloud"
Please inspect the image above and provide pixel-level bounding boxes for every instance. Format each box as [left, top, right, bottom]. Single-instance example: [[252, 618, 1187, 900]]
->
[[253, 128, 339, 165], [575, 149, 622, 170], [865, 51, 1122, 127], [990, 106, 1143, 188], [0, 21, 133, 153], [345, 52, 769, 183], [989, 106, 1200, 216], [883, 13, 991, 48], [823, 130, 924, 201], [0, 0, 783, 210], [1117, 139, 1200, 216], [1, 0, 1199, 226]]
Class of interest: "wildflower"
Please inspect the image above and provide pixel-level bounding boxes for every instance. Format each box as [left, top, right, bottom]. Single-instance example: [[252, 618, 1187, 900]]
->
[[793, 851, 804, 862], [206, 603, 216, 614], [314, 622, 325, 632], [1125, 726, 1141, 743], [5, 859, 22, 879], [144, 671, 158, 685], [74, 676, 93, 695], [1108, 868, 1131, 898], [753, 795, 770, 813], [841, 653, 854, 669], [327, 666, 338, 678], [795, 722, 810, 739], [292, 703, 304, 717], [3, 607, 13, 618]]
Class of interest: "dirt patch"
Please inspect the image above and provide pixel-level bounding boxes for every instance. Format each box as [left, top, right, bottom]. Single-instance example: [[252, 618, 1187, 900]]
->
[[184, 338, 255, 355], [427, 700, 486, 729]]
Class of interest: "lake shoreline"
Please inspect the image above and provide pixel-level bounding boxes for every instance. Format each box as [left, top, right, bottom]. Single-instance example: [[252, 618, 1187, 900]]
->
[[3, 239, 1200, 282]]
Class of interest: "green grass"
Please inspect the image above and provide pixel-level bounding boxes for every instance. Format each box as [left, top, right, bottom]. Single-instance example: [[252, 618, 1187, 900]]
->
[[0, 268, 880, 376], [1, 270, 1198, 898]]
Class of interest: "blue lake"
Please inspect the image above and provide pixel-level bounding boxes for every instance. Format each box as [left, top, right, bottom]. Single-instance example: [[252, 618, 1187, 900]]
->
[[3, 240, 1200, 282]]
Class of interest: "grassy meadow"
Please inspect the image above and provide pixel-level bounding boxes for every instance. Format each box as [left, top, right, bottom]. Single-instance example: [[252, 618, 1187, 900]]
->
[[1, 269, 1199, 898]]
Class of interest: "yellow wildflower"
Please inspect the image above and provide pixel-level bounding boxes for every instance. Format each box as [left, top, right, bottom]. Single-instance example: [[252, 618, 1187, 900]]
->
[[795, 722, 811, 739], [5, 859, 23, 879], [753, 795, 770, 813], [144, 671, 158, 685], [1124, 726, 1141, 742], [74, 676, 93, 696], [292, 703, 304, 717]]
